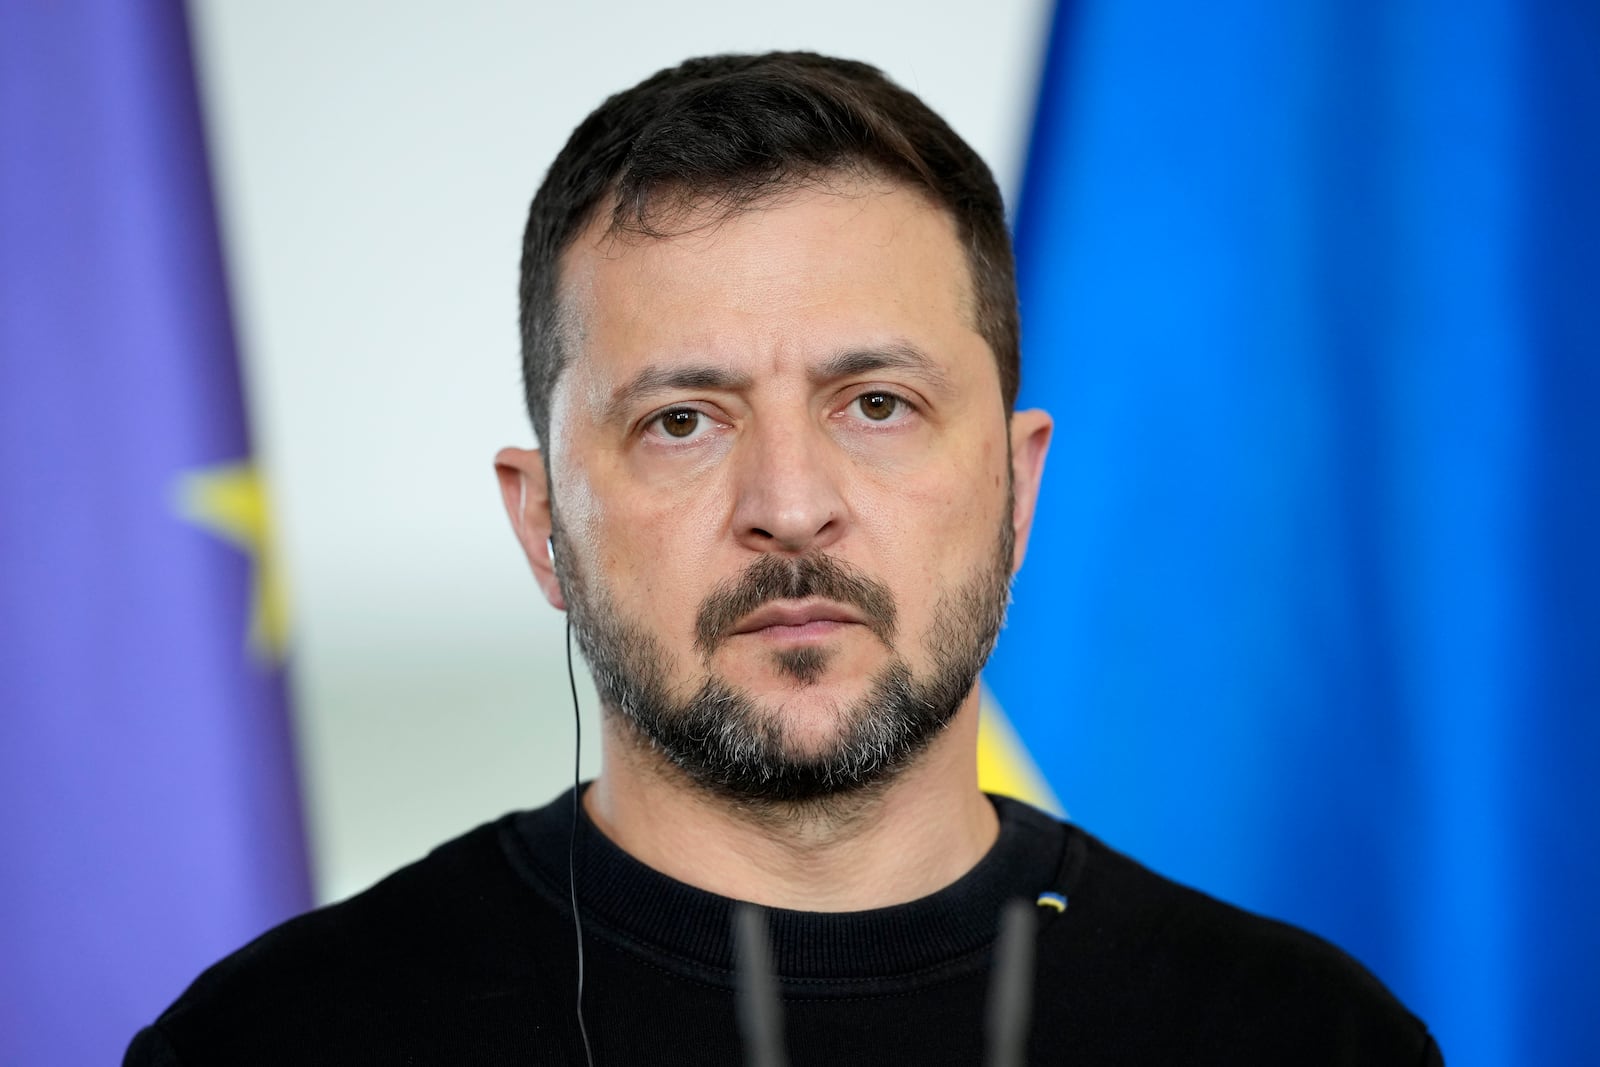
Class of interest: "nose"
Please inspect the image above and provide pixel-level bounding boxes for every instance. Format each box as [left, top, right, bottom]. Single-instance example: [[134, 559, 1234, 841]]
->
[[731, 415, 847, 555]]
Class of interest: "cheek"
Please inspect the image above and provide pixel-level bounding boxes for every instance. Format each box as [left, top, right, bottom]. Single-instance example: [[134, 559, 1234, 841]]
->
[[552, 466, 632, 598], [855, 457, 1006, 587], [550, 453, 603, 540], [572, 474, 727, 620]]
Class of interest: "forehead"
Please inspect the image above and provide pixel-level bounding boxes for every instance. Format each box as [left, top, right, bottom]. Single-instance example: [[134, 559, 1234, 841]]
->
[[551, 179, 988, 406]]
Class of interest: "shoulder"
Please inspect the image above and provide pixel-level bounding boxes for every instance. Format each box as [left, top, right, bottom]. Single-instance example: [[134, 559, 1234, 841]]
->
[[1041, 826, 1442, 1065], [128, 816, 559, 1066]]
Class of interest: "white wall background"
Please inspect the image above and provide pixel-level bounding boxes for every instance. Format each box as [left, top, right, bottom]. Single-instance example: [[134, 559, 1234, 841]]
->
[[189, 0, 1052, 903]]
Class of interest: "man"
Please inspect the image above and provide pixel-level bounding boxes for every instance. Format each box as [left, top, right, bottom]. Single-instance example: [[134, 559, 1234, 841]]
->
[[128, 52, 1440, 1065]]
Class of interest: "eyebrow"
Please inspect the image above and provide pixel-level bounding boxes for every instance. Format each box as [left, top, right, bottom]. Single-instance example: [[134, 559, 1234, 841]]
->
[[815, 341, 954, 395], [603, 364, 754, 424]]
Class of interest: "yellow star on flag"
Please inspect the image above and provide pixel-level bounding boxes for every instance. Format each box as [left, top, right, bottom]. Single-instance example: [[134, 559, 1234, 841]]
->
[[173, 461, 289, 663]]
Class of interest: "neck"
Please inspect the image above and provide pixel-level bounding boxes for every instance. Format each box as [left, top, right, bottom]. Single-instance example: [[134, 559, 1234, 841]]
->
[[583, 689, 998, 912]]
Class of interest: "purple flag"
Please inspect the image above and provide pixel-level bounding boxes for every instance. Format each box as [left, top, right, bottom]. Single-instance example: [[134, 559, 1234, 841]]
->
[[0, 3, 313, 1062]]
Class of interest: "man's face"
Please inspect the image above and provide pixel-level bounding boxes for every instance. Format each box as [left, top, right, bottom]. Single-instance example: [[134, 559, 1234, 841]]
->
[[536, 179, 1043, 803]]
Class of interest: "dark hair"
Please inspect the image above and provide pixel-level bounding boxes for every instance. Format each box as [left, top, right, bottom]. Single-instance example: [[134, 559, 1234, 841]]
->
[[517, 51, 1019, 448]]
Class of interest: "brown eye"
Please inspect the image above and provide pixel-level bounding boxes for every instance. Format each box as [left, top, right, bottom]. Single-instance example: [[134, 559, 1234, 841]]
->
[[857, 393, 898, 421], [660, 410, 700, 438]]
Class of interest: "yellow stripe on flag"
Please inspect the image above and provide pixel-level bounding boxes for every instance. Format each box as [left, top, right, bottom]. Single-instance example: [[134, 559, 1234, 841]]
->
[[977, 687, 1063, 815]]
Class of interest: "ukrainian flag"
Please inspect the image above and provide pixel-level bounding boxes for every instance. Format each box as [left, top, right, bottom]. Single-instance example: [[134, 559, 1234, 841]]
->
[[983, 3, 1600, 1065]]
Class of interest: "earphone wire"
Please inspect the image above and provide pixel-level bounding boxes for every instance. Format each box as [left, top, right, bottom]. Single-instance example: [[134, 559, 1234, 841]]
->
[[565, 616, 596, 1067]]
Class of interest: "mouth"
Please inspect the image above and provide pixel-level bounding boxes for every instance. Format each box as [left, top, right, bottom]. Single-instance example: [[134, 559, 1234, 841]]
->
[[728, 599, 869, 643]]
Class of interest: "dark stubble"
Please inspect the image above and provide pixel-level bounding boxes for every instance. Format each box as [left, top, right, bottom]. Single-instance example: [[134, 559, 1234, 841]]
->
[[554, 495, 1014, 806]]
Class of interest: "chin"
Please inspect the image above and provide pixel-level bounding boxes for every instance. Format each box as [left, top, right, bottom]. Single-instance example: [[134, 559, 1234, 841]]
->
[[776, 702, 864, 745], [751, 665, 877, 705]]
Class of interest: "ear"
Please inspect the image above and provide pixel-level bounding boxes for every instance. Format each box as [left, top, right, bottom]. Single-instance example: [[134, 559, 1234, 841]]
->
[[494, 446, 565, 611], [1006, 409, 1053, 574]]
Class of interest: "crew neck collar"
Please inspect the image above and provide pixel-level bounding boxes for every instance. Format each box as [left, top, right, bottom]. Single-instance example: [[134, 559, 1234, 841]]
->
[[505, 786, 1067, 983]]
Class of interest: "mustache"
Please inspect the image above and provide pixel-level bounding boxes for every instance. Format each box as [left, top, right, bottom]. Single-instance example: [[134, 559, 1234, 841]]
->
[[694, 553, 898, 655]]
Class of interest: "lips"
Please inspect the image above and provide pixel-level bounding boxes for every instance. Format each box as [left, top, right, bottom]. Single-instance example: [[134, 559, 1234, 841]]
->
[[730, 599, 868, 637], [693, 554, 898, 655]]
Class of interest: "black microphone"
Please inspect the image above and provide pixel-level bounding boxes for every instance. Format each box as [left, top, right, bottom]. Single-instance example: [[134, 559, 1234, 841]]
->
[[985, 898, 1038, 1067], [734, 903, 789, 1067]]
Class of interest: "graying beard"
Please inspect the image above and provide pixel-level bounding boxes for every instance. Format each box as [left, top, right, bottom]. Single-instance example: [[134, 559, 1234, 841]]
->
[[553, 494, 1014, 811]]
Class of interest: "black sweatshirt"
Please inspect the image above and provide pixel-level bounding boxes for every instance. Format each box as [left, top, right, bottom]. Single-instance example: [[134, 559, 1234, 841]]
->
[[126, 790, 1441, 1065]]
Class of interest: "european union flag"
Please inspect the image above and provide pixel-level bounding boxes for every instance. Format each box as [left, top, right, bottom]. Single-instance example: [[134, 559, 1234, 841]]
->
[[0, 3, 312, 1062], [984, 2, 1600, 1065]]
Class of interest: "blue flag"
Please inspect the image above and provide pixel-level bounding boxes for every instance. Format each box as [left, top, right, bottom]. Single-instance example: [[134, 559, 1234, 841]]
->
[[985, 2, 1600, 1065], [0, 3, 312, 1062]]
